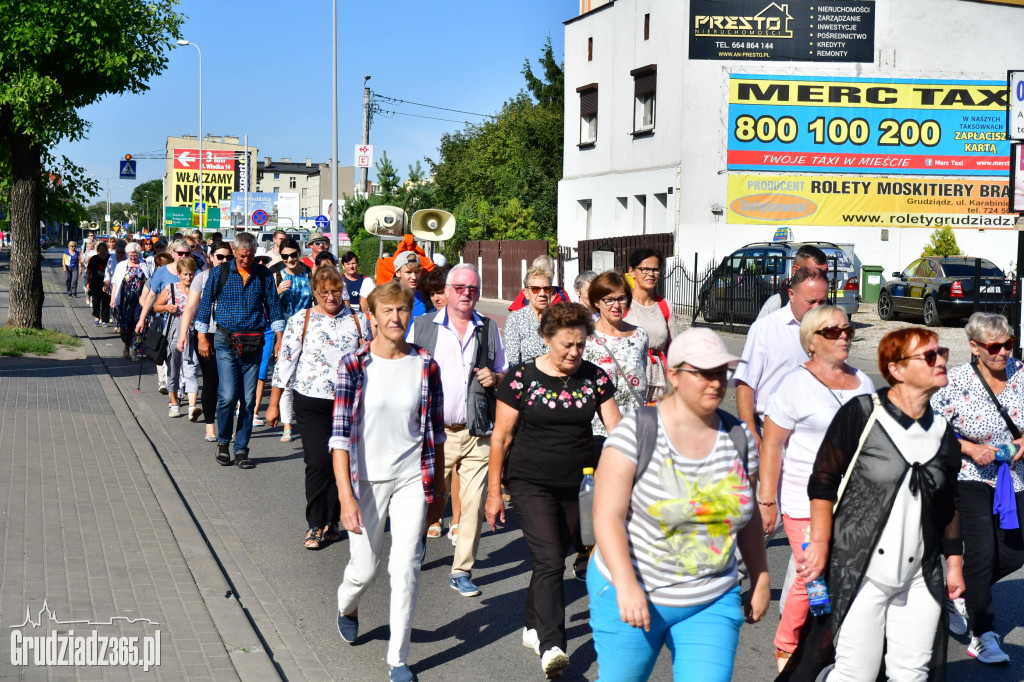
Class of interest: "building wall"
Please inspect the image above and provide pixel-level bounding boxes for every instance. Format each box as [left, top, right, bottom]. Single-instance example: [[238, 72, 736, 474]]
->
[[559, 0, 1024, 279]]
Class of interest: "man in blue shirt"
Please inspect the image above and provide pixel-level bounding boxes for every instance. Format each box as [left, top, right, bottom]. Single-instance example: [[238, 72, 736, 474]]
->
[[195, 232, 285, 469]]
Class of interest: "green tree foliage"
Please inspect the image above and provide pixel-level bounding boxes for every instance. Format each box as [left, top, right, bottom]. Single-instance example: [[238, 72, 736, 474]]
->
[[427, 40, 563, 262], [131, 178, 163, 231], [921, 225, 963, 257], [0, 0, 184, 328], [375, 152, 400, 196]]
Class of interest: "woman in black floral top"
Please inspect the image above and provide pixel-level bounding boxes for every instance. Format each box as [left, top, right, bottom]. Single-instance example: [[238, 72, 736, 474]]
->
[[486, 303, 621, 679]]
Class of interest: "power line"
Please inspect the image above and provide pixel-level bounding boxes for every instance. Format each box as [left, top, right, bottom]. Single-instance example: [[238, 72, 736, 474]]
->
[[377, 108, 474, 125], [374, 93, 494, 119]]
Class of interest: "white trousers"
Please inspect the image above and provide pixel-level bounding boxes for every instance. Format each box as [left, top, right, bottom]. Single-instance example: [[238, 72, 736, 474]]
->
[[280, 385, 294, 424], [831, 573, 940, 682], [337, 475, 427, 667], [157, 361, 167, 387]]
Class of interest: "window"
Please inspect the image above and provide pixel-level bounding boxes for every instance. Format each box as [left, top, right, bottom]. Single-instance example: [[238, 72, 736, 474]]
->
[[634, 194, 647, 234], [289, 176, 297, 189], [577, 199, 592, 239], [631, 66, 657, 133], [301, 188, 308, 198], [300, 208, 308, 218], [273, 186, 280, 193], [588, 37, 593, 61], [615, 197, 628, 233], [273, 172, 280, 180], [577, 84, 598, 146], [644, 13, 650, 40]]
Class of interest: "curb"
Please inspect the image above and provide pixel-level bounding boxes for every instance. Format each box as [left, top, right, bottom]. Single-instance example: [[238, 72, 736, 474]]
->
[[48, 264, 281, 680]]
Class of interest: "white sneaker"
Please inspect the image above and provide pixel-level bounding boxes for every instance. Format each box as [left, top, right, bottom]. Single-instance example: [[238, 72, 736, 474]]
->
[[158, 382, 168, 395], [540, 646, 569, 679], [189, 406, 202, 422], [168, 404, 181, 418], [522, 627, 540, 655], [968, 631, 1010, 664], [947, 596, 969, 636]]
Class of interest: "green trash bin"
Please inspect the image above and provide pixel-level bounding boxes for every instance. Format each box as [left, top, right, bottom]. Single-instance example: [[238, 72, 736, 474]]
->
[[861, 265, 885, 304]]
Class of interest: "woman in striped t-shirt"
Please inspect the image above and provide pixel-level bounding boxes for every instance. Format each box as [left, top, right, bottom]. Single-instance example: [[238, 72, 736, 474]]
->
[[589, 328, 770, 681]]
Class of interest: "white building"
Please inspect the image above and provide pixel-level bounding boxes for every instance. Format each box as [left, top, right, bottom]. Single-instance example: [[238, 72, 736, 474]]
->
[[559, 0, 1024, 279]]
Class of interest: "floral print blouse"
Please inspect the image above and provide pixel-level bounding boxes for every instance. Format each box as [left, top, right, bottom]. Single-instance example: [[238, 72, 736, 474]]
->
[[272, 307, 369, 400], [503, 306, 548, 366], [583, 327, 650, 436]]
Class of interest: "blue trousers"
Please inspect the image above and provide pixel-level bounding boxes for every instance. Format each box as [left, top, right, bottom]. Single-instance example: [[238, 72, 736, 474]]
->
[[214, 335, 259, 455], [587, 568, 743, 682]]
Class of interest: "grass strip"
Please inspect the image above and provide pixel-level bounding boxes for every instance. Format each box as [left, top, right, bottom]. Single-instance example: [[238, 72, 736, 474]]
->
[[0, 327, 82, 357]]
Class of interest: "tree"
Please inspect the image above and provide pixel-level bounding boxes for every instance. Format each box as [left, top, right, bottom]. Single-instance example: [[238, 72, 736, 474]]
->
[[0, 0, 183, 328], [921, 225, 963, 257], [427, 40, 563, 262], [131, 179, 163, 232], [375, 152, 400, 196]]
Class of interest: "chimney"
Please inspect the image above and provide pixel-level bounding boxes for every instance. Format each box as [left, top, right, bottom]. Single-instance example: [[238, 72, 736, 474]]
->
[[281, 157, 292, 163], [265, 156, 271, 165], [305, 158, 312, 167]]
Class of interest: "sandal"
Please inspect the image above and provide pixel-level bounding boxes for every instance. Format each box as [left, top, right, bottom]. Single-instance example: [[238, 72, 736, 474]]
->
[[235, 455, 255, 470], [447, 524, 460, 546], [304, 527, 323, 550], [426, 521, 443, 539], [776, 648, 793, 673], [280, 429, 293, 443], [323, 523, 342, 543]]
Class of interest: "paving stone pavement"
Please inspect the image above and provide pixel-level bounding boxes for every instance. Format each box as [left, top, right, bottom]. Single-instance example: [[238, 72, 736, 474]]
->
[[0, 251, 276, 680]]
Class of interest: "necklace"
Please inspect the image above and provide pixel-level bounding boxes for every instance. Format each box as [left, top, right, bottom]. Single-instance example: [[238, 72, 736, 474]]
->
[[544, 356, 573, 390]]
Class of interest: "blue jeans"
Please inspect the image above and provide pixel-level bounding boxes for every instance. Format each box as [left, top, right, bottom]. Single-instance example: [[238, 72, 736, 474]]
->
[[587, 568, 743, 682], [214, 334, 260, 455]]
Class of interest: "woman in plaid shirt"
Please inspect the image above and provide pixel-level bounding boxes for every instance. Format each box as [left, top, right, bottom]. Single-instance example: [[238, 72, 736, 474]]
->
[[329, 281, 446, 682]]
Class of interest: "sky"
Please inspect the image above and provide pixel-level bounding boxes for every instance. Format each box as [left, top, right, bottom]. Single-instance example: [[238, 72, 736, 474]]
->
[[55, 0, 572, 205]]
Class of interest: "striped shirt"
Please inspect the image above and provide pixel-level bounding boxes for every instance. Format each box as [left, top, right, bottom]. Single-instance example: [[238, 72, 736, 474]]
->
[[328, 343, 446, 503], [594, 411, 758, 607]]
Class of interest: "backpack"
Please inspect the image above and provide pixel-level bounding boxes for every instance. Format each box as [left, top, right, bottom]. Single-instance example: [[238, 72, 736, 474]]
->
[[632, 405, 749, 484]]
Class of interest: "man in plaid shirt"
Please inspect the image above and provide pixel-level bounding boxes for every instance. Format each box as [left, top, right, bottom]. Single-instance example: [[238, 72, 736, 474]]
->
[[195, 232, 284, 470], [328, 281, 445, 682]]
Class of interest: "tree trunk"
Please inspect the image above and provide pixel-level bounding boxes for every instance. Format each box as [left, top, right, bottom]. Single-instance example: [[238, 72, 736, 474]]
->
[[5, 132, 43, 329]]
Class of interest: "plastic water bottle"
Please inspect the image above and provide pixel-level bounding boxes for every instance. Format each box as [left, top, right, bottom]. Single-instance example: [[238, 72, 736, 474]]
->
[[803, 529, 831, 616], [579, 468, 596, 546], [995, 443, 1019, 463]]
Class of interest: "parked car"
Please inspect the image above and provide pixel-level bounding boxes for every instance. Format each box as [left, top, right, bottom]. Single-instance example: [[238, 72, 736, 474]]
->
[[698, 241, 859, 324], [877, 256, 1015, 326], [254, 229, 313, 252]]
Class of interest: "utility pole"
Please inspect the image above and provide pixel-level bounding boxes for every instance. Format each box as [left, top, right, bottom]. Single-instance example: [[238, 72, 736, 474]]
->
[[331, 0, 340, 257], [361, 76, 371, 197]]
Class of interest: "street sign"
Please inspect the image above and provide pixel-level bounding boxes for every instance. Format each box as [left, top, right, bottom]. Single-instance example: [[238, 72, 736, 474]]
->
[[315, 214, 329, 229], [252, 210, 269, 226], [174, 149, 235, 170], [119, 158, 136, 179], [193, 202, 206, 215], [355, 144, 374, 169]]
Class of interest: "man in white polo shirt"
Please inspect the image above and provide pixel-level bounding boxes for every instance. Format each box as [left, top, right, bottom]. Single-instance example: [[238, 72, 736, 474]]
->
[[408, 263, 508, 598], [734, 266, 829, 452]]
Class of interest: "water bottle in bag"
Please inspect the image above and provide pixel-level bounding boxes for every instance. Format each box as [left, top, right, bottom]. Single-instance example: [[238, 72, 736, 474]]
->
[[579, 468, 596, 546]]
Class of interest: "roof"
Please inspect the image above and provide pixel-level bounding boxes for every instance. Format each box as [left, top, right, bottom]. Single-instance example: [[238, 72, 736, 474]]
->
[[564, 0, 615, 26], [256, 161, 320, 176]]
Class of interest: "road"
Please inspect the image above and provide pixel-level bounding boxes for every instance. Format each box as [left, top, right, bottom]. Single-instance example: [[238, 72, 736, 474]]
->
[[57, 263, 1024, 681]]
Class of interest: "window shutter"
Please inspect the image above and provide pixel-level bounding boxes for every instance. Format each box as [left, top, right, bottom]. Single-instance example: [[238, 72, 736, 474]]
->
[[580, 89, 598, 116], [634, 71, 656, 97]]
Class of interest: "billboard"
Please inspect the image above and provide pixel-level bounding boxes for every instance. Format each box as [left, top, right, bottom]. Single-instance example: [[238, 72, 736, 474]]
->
[[727, 174, 1016, 228], [689, 0, 875, 62], [230, 192, 277, 228], [727, 75, 1011, 175], [277, 193, 301, 229], [170, 148, 239, 207]]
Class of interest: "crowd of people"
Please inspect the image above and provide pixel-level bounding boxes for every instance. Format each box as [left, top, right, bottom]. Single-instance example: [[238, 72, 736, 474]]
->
[[63, 232, 1024, 681]]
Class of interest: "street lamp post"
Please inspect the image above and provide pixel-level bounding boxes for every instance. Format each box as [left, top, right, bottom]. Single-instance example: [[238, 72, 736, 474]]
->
[[177, 39, 204, 229]]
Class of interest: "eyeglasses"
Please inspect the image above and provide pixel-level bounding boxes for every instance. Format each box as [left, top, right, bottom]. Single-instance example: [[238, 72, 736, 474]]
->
[[174, 250, 190, 257], [976, 338, 1014, 354], [528, 286, 553, 294], [319, 290, 344, 299], [635, 267, 662, 276], [600, 296, 629, 307], [815, 325, 854, 340], [450, 284, 480, 296], [213, 253, 230, 261], [281, 251, 299, 260], [675, 366, 735, 382], [896, 347, 950, 366]]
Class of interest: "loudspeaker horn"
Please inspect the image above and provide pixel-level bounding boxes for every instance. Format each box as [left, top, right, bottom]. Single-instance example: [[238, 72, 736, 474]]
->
[[363, 205, 407, 238], [410, 209, 456, 242]]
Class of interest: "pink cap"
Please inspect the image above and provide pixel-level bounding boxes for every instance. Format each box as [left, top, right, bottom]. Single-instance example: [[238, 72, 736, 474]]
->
[[666, 327, 743, 370]]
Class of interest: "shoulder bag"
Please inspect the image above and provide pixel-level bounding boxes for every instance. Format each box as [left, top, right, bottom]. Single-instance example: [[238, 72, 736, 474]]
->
[[144, 285, 175, 364], [971, 359, 1023, 440], [593, 334, 645, 408]]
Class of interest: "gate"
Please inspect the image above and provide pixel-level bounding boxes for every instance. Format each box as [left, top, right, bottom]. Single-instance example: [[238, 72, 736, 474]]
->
[[577, 234, 674, 298], [462, 240, 549, 300]]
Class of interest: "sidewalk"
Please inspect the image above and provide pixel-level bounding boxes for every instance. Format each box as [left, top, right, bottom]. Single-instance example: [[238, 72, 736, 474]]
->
[[0, 251, 277, 680]]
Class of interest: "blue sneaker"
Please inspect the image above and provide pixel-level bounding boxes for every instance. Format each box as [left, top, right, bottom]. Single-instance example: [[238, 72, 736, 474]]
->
[[336, 613, 358, 644], [449, 575, 481, 597], [388, 664, 416, 682]]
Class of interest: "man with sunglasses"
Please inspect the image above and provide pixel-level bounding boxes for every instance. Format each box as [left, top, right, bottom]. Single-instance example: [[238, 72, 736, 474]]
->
[[135, 239, 194, 394], [408, 263, 508, 598], [302, 235, 331, 271]]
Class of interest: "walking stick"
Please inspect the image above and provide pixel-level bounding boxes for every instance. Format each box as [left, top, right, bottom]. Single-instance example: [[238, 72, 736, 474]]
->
[[137, 347, 145, 394]]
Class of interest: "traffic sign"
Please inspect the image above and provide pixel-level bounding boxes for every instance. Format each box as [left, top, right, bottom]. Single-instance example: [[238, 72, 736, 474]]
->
[[119, 158, 136, 179], [252, 210, 269, 226], [355, 144, 374, 169], [315, 214, 329, 229], [193, 202, 207, 215]]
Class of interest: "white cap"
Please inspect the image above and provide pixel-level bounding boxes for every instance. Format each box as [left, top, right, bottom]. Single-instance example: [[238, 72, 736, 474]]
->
[[432, 253, 447, 268], [666, 327, 743, 370], [394, 251, 420, 270]]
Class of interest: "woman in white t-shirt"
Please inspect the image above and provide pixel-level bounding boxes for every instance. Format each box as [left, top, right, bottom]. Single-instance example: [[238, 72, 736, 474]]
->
[[760, 305, 875, 671]]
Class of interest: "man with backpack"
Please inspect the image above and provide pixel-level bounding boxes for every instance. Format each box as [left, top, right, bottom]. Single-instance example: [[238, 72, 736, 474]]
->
[[194, 232, 285, 470], [408, 263, 507, 598]]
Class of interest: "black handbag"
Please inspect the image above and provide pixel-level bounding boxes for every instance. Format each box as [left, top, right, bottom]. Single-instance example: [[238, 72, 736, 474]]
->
[[144, 286, 174, 364], [227, 331, 264, 360]]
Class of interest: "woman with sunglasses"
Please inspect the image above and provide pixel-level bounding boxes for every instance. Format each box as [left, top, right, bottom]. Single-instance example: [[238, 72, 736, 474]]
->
[[269, 238, 314, 442], [759, 306, 875, 672], [504, 266, 555, 366], [587, 327, 768, 681], [179, 242, 233, 442], [930, 312, 1024, 664], [625, 248, 676, 402], [781, 328, 963, 682]]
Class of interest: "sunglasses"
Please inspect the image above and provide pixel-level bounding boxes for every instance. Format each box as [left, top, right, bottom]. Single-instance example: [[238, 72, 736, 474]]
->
[[213, 253, 230, 261], [281, 251, 299, 260], [976, 338, 1015, 354], [896, 347, 950, 366], [528, 286, 554, 294], [174, 250, 190, 256], [450, 284, 480, 296], [815, 325, 854, 340], [675, 366, 735, 382]]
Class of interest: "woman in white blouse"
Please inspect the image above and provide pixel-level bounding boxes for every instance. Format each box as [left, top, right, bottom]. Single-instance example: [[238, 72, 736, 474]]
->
[[503, 266, 553, 366], [267, 267, 367, 549], [759, 305, 874, 672]]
